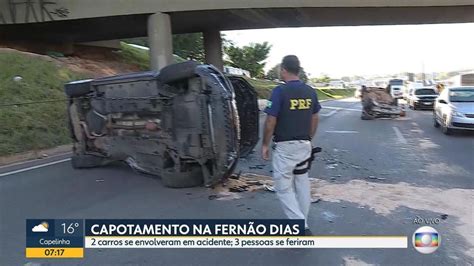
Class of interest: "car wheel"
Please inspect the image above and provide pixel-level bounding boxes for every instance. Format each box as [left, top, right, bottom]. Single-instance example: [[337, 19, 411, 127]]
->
[[160, 165, 203, 188], [71, 154, 107, 168], [442, 119, 452, 135], [159, 61, 200, 84], [433, 116, 440, 128], [65, 81, 91, 97]]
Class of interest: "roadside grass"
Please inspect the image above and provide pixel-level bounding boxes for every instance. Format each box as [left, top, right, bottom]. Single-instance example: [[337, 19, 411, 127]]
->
[[0, 51, 85, 156], [245, 78, 352, 101], [119, 42, 186, 70], [317, 87, 356, 99], [244, 78, 279, 99]]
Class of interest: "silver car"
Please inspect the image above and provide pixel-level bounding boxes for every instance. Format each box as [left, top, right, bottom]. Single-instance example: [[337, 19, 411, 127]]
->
[[433, 86, 474, 135]]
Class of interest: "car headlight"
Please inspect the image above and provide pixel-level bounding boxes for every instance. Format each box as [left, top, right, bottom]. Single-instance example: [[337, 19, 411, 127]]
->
[[452, 110, 464, 117]]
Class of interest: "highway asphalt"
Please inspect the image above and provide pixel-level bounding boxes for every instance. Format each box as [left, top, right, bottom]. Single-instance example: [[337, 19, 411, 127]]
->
[[1, 98, 473, 265]]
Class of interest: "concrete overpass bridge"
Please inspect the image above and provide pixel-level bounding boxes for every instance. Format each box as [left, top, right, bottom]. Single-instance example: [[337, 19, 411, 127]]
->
[[1, 0, 473, 70]]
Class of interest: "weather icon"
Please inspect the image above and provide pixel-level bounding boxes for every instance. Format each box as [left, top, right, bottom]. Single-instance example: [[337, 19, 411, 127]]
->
[[32, 221, 49, 232]]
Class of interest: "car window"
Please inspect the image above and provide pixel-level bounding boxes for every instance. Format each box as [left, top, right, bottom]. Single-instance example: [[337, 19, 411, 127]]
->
[[415, 89, 437, 95], [449, 89, 474, 102]]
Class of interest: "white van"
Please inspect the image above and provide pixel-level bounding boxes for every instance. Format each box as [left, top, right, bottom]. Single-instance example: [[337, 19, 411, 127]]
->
[[388, 79, 404, 99]]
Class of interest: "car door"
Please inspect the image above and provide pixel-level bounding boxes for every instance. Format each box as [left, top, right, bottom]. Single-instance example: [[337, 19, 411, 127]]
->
[[227, 76, 259, 157]]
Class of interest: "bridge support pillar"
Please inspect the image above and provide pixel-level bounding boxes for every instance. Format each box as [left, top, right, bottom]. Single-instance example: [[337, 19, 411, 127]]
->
[[148, 12, 173, 71], [204, 30, 224, 71]]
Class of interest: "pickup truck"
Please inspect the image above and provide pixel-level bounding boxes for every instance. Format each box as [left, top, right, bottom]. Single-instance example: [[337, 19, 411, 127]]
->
[[64, 61, 259, 188]]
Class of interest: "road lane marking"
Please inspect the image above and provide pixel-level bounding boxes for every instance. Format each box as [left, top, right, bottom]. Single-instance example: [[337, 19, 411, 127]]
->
[[325, 130, 359, 134], [0, 152, 72, 170], [392, 126, 408, 144], [322, 106, 361, 112], [320, 110, 338, 117], [0, 158, 71, 177]]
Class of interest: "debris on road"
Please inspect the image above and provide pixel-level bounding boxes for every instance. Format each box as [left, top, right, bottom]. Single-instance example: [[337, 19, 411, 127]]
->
[[311, 198, 321, 203], [309, 178, 473, 258], [326, 164, 338, 169], [249, 164, 266, 170], [95, 179, 104, 182], [211, 173, 274, 199], [264, 185, 275, 192]]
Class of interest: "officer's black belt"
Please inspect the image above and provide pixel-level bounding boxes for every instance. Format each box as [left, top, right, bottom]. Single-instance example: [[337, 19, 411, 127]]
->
[[293, 147, 322, 175], [274, 136, 311, 142]]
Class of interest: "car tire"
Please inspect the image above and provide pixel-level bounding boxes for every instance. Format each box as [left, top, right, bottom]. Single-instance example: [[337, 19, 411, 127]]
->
[[433, 116, 440, 128], [442, 119, 452, 135], [159, 61, 200, 84], [160, 165, 203, 188], [71, 154, 106, 169], [65, 82, 91, 97]]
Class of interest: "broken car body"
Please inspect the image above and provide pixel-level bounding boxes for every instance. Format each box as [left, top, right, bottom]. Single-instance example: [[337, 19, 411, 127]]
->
[[64, 61, 259, 188], [361, 86, 403, 120]]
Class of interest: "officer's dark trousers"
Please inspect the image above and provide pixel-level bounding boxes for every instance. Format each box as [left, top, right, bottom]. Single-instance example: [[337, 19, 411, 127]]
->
[[272, 140, 312, 228]]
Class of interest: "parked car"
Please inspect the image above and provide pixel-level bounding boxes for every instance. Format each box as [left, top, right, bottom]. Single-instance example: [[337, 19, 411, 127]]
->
[[64, 61, 259, 187], [407, 87, 438, 110], [433, 86, 474, 135]]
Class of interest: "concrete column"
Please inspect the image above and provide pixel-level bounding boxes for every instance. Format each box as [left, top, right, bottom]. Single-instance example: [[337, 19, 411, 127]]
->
[[148, 12, 173, 71], [203, 30, 224, 71]]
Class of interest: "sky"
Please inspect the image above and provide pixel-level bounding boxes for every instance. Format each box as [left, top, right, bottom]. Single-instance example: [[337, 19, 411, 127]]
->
[[223, 23, 474, 78]]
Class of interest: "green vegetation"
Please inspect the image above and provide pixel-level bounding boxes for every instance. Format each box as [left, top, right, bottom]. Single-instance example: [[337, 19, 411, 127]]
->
[[119, 42, 185, 70], [245, 77, 353, 100], [225, 42, 272, 78], [0, 51, 85, 156], [244, 78, 278, 99], [266, 64, 309, 83], [119, 42, 150, 70], [317, 88, 356, 99]]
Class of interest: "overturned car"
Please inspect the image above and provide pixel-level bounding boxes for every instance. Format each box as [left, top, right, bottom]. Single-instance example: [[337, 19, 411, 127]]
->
[[360, 86, 404, 120], [64, 61, 259, 188]]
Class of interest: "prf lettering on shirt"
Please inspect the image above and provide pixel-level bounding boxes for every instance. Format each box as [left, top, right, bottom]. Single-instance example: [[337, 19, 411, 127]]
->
[[290, 98, 312, 110]]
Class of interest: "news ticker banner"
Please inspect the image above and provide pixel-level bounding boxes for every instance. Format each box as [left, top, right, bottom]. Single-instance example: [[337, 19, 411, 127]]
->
[[26, 219, 407, 258]]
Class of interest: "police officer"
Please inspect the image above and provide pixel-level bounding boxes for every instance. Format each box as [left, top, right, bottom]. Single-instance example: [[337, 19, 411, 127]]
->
[[262, 55, 321, 235]]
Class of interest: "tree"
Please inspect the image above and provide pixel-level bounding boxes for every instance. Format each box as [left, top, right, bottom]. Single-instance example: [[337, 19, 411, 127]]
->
[[225, 42, 272, 78], [267, 63, 308, 82], [172, 33, 205, 62], [266, 64, 280, 80], [299, 68, 308, 83]]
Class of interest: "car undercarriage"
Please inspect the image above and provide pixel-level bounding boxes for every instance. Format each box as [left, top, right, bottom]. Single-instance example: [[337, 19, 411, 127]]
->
[[64, 61, 259, 188]]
